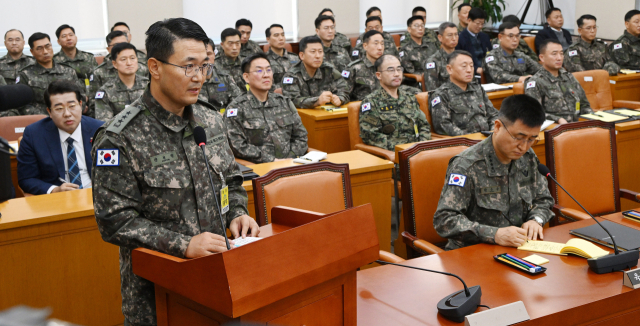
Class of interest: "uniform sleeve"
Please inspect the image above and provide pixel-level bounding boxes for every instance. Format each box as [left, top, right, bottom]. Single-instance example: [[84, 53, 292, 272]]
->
[[345, 65, 357, 98], [219, 129, 250, 224], [399, 47, 415, 73], [94, 89, 113, 122], [524, 80, 560, 122], [481, 88, 499, 130], [223, 106, 274, 163], [332, 68, 350, 105], [525, 56, 542, 75], [483, 54, 521, 83], [563, 48, 585, 73], [603, 46, 621, 76], [430, 92, 466, 136], [610, 41, 633, 69], [527, 154, 555, 224], [359, 102, 389, 150], [286, 99, 309, 157], [282, 75, 318, 109], [416, 108, 432, 141]]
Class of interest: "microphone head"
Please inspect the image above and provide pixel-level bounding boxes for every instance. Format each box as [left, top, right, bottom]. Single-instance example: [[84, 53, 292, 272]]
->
[[193, 126, 207, 146], [538, 164, 550, 176], [0, 84, 34, 111]]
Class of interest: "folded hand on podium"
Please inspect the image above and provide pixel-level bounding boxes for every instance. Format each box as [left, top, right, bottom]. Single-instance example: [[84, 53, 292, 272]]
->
[[230, 214, 260, 239]]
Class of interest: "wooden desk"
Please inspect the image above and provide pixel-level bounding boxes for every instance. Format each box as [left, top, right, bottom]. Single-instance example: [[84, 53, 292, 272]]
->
[[7, 141, 23, 198], [297, 108, 350, 154], [0, 189, 123, 325], [486, 84, 516, 110], [613, 121, 640, 211], [242, 150, 394, 251], [358, 217, 640, 325], [610, 73, 640, 102]]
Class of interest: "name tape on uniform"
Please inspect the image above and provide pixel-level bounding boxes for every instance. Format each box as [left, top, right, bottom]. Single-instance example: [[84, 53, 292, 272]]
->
[[97, 149, 120, 166], [227, 108, 238, 117], [342, 70, 350, 78], [431, 96, 441, 106], [448, 174, 466, 187], [526, 81, 536, 89], [361, 102, 371, 112], [283, 77, 294, 84]]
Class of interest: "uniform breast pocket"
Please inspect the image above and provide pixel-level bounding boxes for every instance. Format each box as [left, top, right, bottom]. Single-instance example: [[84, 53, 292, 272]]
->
[[275, 115, 295, 136], [142, 169, 190, 222], [28, 79, 48, 91], [544, 88, 565, 113], [242, 118, 268, 146], [449, 104, 472, 126], [0, 67, 15, 80], [475, 187, 508, 214]]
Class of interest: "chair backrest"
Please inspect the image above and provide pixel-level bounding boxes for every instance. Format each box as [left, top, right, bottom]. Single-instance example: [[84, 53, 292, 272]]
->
[[513, 82, 524, 95], [415, 92, 445, 138], [524, 36, 536, 54], [399, 138, 479, 255], [350, 36, 359, 48], [391, 34, 401, 47], [96, 56, 104, 65], [262, 43, 293, 53], [347, 101, 364, 150], [572, 70, 612, 111], [544, 121, 619, 217], [0, 115, 47, 141], [252, 162, 353, 226], [480, 70, 487, 84]]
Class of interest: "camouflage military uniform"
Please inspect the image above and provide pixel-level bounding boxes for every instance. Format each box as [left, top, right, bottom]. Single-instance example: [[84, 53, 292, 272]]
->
[[609, 30, 640, 70], [434, 136, 554, 250], [214, 54, 247, 93], [524, 68, 593, 123], [400, 29, 441, 48], [281, 61, 349, 108], [423, 48, 452, 92], [0, 75, 6, 85], [351, 31, 399, 61], [94, 75, 147, 121], [322, 42, 351, 71], [564, 38, 619, 75], [334, 32, 352, 54], [457, 23, 465, 33], [198, 67, 243, 112], [53, 49, 98, 92], [398, 37, 439, 74], [359, 87, 431, 151], [91, 89, 248, 325], [215, 40, 262, 59], [90, 53, 149, 101], [430, 81, 499, 136], [346, 58, 420, 102], [224, 91, 308, 163], [0, 53, 35, 84], [266, 47, 300, 90], [482, 48, 541, 84], [491, 38, 538, 62]]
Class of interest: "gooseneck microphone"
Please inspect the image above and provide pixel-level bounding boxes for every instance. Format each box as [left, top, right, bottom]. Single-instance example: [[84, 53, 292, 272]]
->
[[375, 260, 482, 322], [193, 126, 231, 250], [538, 164, 639, 273]]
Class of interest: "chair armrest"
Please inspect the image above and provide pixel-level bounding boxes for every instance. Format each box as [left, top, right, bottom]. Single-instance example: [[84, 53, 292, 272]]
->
[[401, 231, 444, 255], [553, 204, 592, 221], [620, 188, 640, 203], [612, 100, 640, 109], [378, 250, 405, 263], [234, 158, 255, 166], [355, 143, 395, 162], [404, 73, 424, 83]]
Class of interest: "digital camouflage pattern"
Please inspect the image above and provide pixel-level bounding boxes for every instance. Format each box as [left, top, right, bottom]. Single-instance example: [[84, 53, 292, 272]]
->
[[457, 23, 465, 33], [198, 67, 243, 112], [0, 75, 5, 86], [0, 53, 35, 84], [352, 31, 399, 61], [564, 38, 619, 75], [400, 29, 441, 48], [91, 89, 248, 325], [224, 91, 308, 163], [334, 32, 352, 54], [434, 136, 554, 250], [53, 49, 98, 90], [398, 37, 439, 74], [423, 48, 452, 92], [360, 87, 431, 151], [214, 54, 247, 94], [94, 75, 148, 121], [322, 42, 351, 72], [281, 61, 349, 108], [482, 48, 541, 84], [90, 54, 149, 103], [215, 40, 263, 60], [609, 30, 640, 70], [266, 47, 300, 90], [491, 38, 538, 62], [524, 68, 593, 123], [430, 81, 499, 136], [346, 58, 421, 102]]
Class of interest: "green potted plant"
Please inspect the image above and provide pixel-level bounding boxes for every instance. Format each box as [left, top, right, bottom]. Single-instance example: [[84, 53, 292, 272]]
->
[[451, 0, 507, 24]]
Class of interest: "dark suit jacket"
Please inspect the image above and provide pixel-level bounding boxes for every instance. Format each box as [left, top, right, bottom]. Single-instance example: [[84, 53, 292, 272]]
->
[[17, 116, 104, 195], [534, 26, 572, 54], [456, 28, 492, 74]]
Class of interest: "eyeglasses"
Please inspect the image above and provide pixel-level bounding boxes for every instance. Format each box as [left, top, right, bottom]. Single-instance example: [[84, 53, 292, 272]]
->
[[500, 120, 538, 146], [34, 44, 52, 52], [157, 59, 214, 77], [321, 26, 336, 31], [250, 67, 273, 76], [383, 67, 404, 74], [411, 24, 425, 29], [582, 26, 598, 32], [500, 33, 521, 39], [442, 33, 459, 39]]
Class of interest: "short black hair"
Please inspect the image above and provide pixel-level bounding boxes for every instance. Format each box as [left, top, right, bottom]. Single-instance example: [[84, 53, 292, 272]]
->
[[266, 24, 284, 38], [366, 16, 382, 27], [407, 16, 424, 27], [625, 10, 640, 22], [145, 18, 208, 62], [458, 3, 471, 11], [299, 35, 322, 53], [577, 14, 597, 28], [221, 28, 241, 43], [111, 22, 130, 32], [207, 38, 215, 48], [106, 30, 127, 46], [447, 50, 473, 65], [241, 52, 269, 73], [499, 22, 519, 33], [44, 80, 82, 109], [28, 32, 50, 49], [319, 8, 333, 16], [363, 30, 382, 44], [4, 29, 24, 40], [539, 39, 562, 54], [545, 8, 561, 19], [502, 15, 521, 25], [468, 8, 487, 21], [111, 42, 137, 60], [438, 22, 457, 35], [235, 19, 252, 29], [315, 15, 335, 29], [366, 6, 381, 17], [374, 54, 399, 72], [55, 24, 75, 39], [412, 6, 426, 15], [498, 95, 545, 128]]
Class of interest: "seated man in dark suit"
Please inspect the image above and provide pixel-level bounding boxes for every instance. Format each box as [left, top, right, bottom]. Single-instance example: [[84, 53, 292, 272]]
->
[[534, 8, 572, 54], [456, 7, 492, 76], [17, 80, 103, 195]]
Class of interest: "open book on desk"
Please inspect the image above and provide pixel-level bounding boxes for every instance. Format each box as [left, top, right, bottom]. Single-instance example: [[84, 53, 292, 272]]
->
[[517, 238, 609, 259], [293, 151, 328, 164], [481, 83, 513, 92]]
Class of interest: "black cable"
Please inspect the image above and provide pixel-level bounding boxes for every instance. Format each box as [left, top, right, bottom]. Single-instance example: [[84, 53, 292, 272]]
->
[[478, 304, 491, 310]]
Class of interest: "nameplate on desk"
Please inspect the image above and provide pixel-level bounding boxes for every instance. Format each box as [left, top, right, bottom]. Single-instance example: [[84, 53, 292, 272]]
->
[[464, 301, 529, 326], [623, 267, 640, 289], [14, 127, 24, 133]]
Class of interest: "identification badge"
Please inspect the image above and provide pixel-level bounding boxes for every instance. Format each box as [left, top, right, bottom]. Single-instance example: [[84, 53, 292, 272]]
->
[[414, 124, 419, 138], [84, 78, 90, 86], [220, 185, 229, 214], [576, 101, 580, 111]]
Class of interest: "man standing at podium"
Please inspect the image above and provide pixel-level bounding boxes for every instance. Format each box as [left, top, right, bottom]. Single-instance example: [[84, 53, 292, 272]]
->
[[91, 18, 259, 326]]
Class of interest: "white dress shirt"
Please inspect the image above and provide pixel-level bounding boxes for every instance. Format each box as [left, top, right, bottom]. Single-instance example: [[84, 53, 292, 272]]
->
[[46, 123, 92, 194]]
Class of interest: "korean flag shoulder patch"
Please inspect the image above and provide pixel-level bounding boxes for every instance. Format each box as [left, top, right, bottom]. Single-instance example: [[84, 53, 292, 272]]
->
[[95, 91, 105, 99], [448, 173, 466, 187], [15, 76, 20, 83], [493, 44, 500, 49], [227, 108, 238, 117], [400, 35, 406, 41], [431, 96, 441, 106], [283, 77, 294, 84], [485, 56, 495, 63], [614, 43, 622, 50], [361, 102, 371, 112], [341, 70, 350, 78], [569, 50, 578, 56], [426, 62, 435, 69], [526, 81, 536, 89], [356, 39, 362, 45], [399, 51, 404, 57], [97, 149, 120, 166], [352, 50, 359, 56]]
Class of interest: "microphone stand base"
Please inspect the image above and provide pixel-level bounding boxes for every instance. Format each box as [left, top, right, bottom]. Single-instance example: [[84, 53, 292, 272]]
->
[[587, 250, 639, 274], [437, 285, 482, 323]]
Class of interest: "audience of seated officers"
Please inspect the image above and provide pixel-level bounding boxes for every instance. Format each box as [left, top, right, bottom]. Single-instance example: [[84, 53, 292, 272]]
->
[[490, 15, 538, 62], [216, 28, 248, 93], [315, 15, 351, 72], [398, 15, 439, 76], [535, 8, 572, 53], [1, 29, 35, 84], [423, 22, 459, 92], [456, 7, 491, 77], [282, 36, 349, 109], [215, 19, 262, 59], [199, 39, 243, 112], [483, 22, 541, 84], [564, 15, 619, 75], [434, 95, 553, 250], [318, 8, 352, 54], [353, 16, 399, 61], [430, 50, 499, 136], [610, 9, 640, 70], [110, 22, 146, 62], [359, 54, 431, 151], [94, 43, 148, 121], [456, 3, 472, 32], [399, 6, 440, 48], [17, 80, 103, 195], [525, 39, 593, 124], [52, 24, 97, 93], [224, 53, 308, 163], [265, 24, 300, 92]]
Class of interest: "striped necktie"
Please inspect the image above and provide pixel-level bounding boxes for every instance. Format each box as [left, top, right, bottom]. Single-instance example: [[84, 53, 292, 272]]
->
[[66, 137, 83, 188]]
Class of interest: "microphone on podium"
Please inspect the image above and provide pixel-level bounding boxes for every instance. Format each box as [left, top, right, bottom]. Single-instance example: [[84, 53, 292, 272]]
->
[[193, 126, 231, 250], [375, 260, 481, 322], [538, 164, 639, 274]]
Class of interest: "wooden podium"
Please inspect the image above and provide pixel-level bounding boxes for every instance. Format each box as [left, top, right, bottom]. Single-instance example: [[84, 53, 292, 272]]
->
[[132, 205, 379, 325]]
